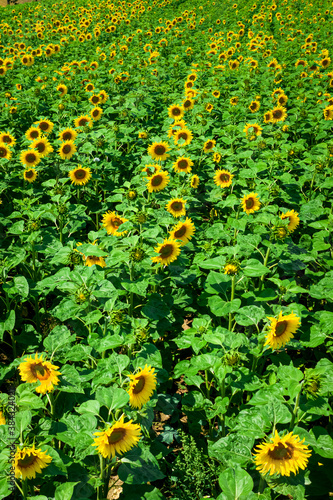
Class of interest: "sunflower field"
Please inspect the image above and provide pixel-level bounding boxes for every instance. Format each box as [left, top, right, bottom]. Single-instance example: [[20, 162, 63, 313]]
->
[[1, 0, 333, 498]]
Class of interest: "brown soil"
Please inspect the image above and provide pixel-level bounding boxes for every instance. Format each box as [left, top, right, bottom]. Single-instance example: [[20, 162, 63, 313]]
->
[[0, 0, 39, 6]]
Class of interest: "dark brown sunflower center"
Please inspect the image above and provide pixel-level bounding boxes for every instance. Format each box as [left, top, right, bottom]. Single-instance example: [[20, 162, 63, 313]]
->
[[112, 218, 122, 228], [170, 202, 183, 212], [59, 87, 65, 92], [184, 100, 191, 108], [245, 198, 254, 209], [178, 160, 188, 170], [154, 145, 166, 156], [92, 96, 99, 103], [132, 376, 145, 394], [220, 174, 230, 182], [108, 428, 126, 444], [74, 169, 86, 179], [30, 130, 39, 138], [252, 126, 259, 133], [0, 147, 7, 157], [79, 119, 88, 126], [159, 243, 174, 258], [151, 175, 163, 186], [92, 110, 99, 117], [26, 153, 37, 163], [39, 122, 49, 131], [36, 142, 46, 153], [205, 141, 213, 149], [25, 170, 34, 179], [322, 59, 329, 66], [62, 132, 72, 141], [273, 109, 283, 119], [174, 226, 186, 238], [250, 103, 257, 110], [2, 135, 11, 143], [172, 107, 181, 116], [275, 320, 288, 337], [32, 363, 50, 381], [268, 442, 293, 460], [178, 132, 188, 140], [18, 454, 37, 467], [62, 145, 72, 154]]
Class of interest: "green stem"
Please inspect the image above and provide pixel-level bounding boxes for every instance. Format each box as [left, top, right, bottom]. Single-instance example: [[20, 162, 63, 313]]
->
[[9, 330, 16, 359], [258, 475, 265, 494], [98, 455, 106, 500], [228, 275, 236, 331], [205, 369, 210, 398], [258, 246, 271, 292], [47, 393, 55, 418], [289, 386, 302, 431], [128, 263, 134, 317], [309, 170, 316, 199], [220, 377, 226, 437], [22, 479, 28, 500]]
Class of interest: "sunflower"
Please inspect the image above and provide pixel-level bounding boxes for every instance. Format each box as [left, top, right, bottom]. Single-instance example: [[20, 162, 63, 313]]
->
[[89, 94, 101, 106], [249, 100, 260, 112], [0, 131, 16, 146], [15, 445, 52, 480], [76, 241, 106, 267], [102, 211, 128, 236], [69, 166, 91, 186], [203, 139, 216, 152], [23, 169, 38, 183], [271, 106, 287, 123], [85, 83, 95, 92], [37, 119, 54, 135], [264, 111, 273, 123], [169, 217, 195, 245], [0, 411, 5, 425], [147, 171, 169, 192], [74, 115, 93, 128], [213, 152, 221, 163], [254, 430, 311, 477], [20, 149, 41, 168], [241, 192, 261, 215], [214, 169, 234, 188], [127, 365, 157, 409], [56, 84, 67, 97], [173, 156, 193, 174], [0, 144, 11, 160], [168, 104, 184, 120], [151, 238, 181, 266], [90, 106, 103, 121], [224, 263, 238, 275], [168, 120, 186, 138], [212, 90, 220, 98], [59, 128, 77, 142], [230, 96, 239, 105], [277, 94, 288, 106], [206, 103, 214, 113], [243, 123, 262, 136], [190, 174, 200, 188], [25, 126, 41, 141], [166, 198, 187, 218], [323, 105, 333, 120], [182, 97, 194, 111], [147, 141, 170, 161], [265, 311, 301, 349], [279, 210, 299, 232], [99, 90, 109, 103], [173, 128, 193, 146], [59, 141, 77, 160], [18, 353, 61, 394], [92, 416, 141, 459], [31, 138, 53, 158], [142, 164, 161, 177]]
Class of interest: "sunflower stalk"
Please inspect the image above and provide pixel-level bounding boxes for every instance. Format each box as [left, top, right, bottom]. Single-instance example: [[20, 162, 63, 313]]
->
[[128, 262, 134, 317], [289, 383, 303, 431], [258, 475, 266, 494], [22, 479, 28, 500], [46, 393, 55, 418], [257, 246, 271, 292], [228, 275, 236, 331]]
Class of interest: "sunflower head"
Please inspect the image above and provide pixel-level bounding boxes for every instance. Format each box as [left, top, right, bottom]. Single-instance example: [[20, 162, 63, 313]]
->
[[127, 365, 157, 408], [264, 311, 301, 350], [102, 211, 128, 236], [147, 141, 170, 161], [15, 445, 52, 480], [92, 416, 141, 459], [214, 169, 234, 188], [151, 238, 181, 266], [169, 217, 195, 246], [147, 171, 169, 193], [18, 353, 61, 394], [190, 174, 200, 189], [166, 198, 187, 218], [241, 192, 261, 215], [69, 166, 92, 186]]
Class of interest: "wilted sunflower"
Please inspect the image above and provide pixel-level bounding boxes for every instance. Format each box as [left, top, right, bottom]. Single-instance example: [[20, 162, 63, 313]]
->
[[56, 84, 68, 97], [90, 106, 103, 121], [69, 165, 91, 186], [74, 115, 93, 128], [169, 217, 195, 245], [214, 169, 234, 188], [15, 445, 52, 480], [173, 156, 193, 174], [168, 104, 184, 120], [148, 141, 170, 161], [166, 198, 187, 218], [31, 137, 53, 157], [271, 106, 287, 123], [102, 211, 128, 236], [174, 128, 193, 146], [203, 139, 216, 152], [92, 416, 141, 459], [23, 168, 38, 183], [59, 128, 77, 142], [147, 171, 169, 193], [59, 141, 77, 160], [280, 210, 300, 232], [254, 430, 311, 477], [264, 311, 301, 349], [241, 192, 261, 215], [20, 149, 41, 168], [0, 144, 11, 160], [190, 174, 200, 188], [18, 353, 61, 394], [151, 238, 181, 266], [25, 126, 41, 141], [37, 119, 54, 135], [127, 365, 157, 409], [243, 123, 262, 136], [0, 131, 16, 146]]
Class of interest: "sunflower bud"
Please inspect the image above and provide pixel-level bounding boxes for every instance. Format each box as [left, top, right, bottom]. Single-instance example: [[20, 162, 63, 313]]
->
[[58, 103, 65, 110], [75, 286, 90, 303], [110, 310, 125, 325], [130, 246, 146, 262], [127, 189, 137, 200], [303, 372, 322, 399], [224, 351, 240, 366], [70, 95, 76, 102], [27, 220, 41, 232], [34, 88, 41, 96], [67, 250, 82, 266]]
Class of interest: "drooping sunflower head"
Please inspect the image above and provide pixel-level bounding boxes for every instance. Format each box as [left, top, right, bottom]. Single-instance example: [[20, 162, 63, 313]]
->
[[69, 165, 92, 186], [190, 174, 200, 189], [20, 149, 41, 168], [102, 211, 128, 236], [59, 140, 77, 160], [18, 353, 61, 394], [264, 311, 301, 349], [59, 128, 77, 142], [254, 430, 311, 477], [173, 156, 193, 174], [168, 104, 184, 120], [169, 217, 195, 246], [147, 141, 170, 161], [214, 169, 234, 188], [203, 139, 216, 152], [23, 168, 38, 183], [15, 445, 52, 480], [166, 198, 187, 218], [127, 365, 157, 408], [151, 238, 181, 266], [92, 416, 141, 459], [241, 192, 261, 215], [147, 171, 169, 193]]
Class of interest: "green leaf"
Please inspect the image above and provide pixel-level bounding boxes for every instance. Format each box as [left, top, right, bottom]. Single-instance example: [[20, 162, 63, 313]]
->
[[205, 271, 231, 296], [7, 220, 24, 234], [43, 325, 76, 357], [76, 400, 101, 416], [142, 294, 170, 320], [199, 256, 226, 270], [15, 410, 31, 436], [16, 385, 46, 410], [13, 276, 29, 298], [209, 433, 254, 467], [208, 296, 241, 317], [243, 259, 269, 277], [58, 365, 84, 394], [55, 482, 79, 500], [76, 243, 107, 257], [95, 387, 129, 411], [118, 444, 165, 484], [122, 279, 149, 296], [218, 467, 254, 500], [234, 305, 266, 326]]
